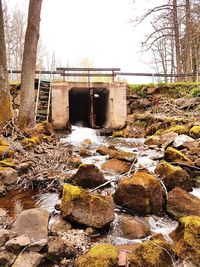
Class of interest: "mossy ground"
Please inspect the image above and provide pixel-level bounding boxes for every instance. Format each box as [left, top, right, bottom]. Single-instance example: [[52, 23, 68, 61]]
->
[[76, 243, 118, 267]]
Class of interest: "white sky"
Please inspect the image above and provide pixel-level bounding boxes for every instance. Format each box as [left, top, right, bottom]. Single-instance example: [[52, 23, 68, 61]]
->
[[6, 0, 158, 83]]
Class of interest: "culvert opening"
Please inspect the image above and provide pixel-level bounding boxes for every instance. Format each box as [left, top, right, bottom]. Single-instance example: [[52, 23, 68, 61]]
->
[[69, 87, 109, 128]]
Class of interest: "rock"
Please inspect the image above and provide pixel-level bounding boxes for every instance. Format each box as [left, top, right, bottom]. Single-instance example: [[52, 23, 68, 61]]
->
[[61, 184, 114, 228], [164, 147, 194, 166], [79, 147, 93, 157], [160, 132, 178, 148], [12, 251, 44, 267], [129, 239, 174, 267], [75, 243, 118, 267], [0, 181, 6, 195], [0, 145, 14, 160], [12, 208, 50, 243], [50, 215, 72, 235], [119, 215, 151, 239], [101, 158, 131, 174], [155, 161, 193, 191], [171, 216, 200, 266], [97, 145, 137, 162], [114, 171, 163, 215], [167, 187, 200, 219], [82, 139, 92, 146], [68, 156, 82, 168], [0, 250, 16, 266], [0, 208, 11, 226], [5, 235, 31, 252], [0, 229, 9, 246], [144, 136, 161, 146], [47, 236, 74, 262], [189, 125, 200, 138], [72, 164, 106, 189], [173, 134, 195, 148], [0, 167, 18, 185]]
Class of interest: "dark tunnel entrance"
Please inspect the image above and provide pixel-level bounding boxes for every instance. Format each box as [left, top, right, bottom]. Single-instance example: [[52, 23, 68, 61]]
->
[[69, 87, 109, 128]]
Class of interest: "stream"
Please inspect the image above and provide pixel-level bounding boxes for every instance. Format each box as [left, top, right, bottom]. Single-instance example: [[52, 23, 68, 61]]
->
[[1, 126, 200, 246]]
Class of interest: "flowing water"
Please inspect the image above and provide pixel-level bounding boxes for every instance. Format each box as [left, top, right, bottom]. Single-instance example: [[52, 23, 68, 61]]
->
[[1, 126, 199, 246]]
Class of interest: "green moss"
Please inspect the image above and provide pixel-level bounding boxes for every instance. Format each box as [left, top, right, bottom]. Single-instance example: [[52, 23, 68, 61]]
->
[[0, 146, 14, 159], [129, 239, 173, 267], [76, 243, 118, 267], [189, 126, 200, 138], [21, 136, 40, 147], [112, 130, 125, 138], [180, 216, 200, 251], [0, 158, 16, 168], [62, 183, 83, 203], [166, 125, 188, 134], [0, 138, 10, 147]]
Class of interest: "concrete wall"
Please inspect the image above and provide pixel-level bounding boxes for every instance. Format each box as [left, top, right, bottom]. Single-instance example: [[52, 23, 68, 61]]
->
[[51, 82, 127, 129]]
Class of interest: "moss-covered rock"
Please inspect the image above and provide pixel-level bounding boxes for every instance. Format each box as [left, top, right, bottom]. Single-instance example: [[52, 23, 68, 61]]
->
[[129, 239, 174, 267], [167, 187, 200, 219], [166, 125, 189, 135], [164, 147, 194, 165], [114, 171, 163, 215], [189, 125, 200, 139], [61, 184, 114, 228], [35, 121, 54, 135], [0, 146, 14, 160], [160, 132, 178, 148], [155, 161, 192, 191], [72, 164, 106, 189], [75, 243, 118, 267], [172, 216, 200, 265]]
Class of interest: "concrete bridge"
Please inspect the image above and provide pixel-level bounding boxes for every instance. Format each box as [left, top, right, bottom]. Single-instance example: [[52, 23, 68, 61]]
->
[[51, 81, 127, 129]]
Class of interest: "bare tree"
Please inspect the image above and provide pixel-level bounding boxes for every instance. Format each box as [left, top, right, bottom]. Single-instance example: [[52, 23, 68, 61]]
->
[[19, 0, 43, 130], [0, 0, 12, 126]]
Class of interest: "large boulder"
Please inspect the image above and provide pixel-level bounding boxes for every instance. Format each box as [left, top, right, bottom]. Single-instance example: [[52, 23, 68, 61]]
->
[[5, 235, 31, 252], [75, 243, 118, 267], [72, 164, 106, 189], [167, 187, 200, 219], [155, 161, 192, 191], [129, 239, 174, 267], [12, 208, 50, 246], [61, 184, 114, 228], [164, 147, 194, 166], [114, 171, 163, 215], [171, 216, 200, 266], [101, 158, 131, 174], [0, 167, 18, 186]]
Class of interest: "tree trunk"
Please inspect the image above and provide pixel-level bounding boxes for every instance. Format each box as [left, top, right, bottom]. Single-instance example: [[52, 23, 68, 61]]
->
[[0, 0, 12, 127], [19, 0, 42, 130], [184, 0, 192, 81], [172, 0, 182, 80]]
